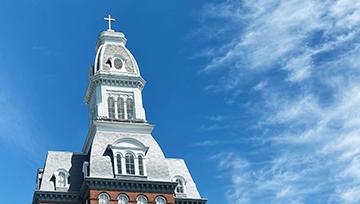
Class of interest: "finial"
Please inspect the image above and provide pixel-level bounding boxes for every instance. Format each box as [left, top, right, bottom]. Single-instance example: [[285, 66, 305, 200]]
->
[[104, 14, 116, 32]]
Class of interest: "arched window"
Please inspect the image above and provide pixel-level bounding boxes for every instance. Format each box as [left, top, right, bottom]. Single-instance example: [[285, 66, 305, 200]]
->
[[117, 97, 125, 119], [126, 98, 134, 120], [117, 194, 128, 204], [175, 178, 185, 194], [54, 169, 70, 190], [108, 97, 115, 119], [138, 155, 144, 176], [136, 195, 148, 204], [58, 172, 66, 187], [155, 196, 166, 204], [125, 153, 135, 175], [98, 193, 110, 204], [116, 154, 122, 174], [96, 46, 103, 71]]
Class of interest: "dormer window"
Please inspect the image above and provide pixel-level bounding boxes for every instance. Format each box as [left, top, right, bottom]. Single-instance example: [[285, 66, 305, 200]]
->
[[53, 169, 70, 190], [173, 176, 186, 197], [110, 138, 148, 177], [58, 172, 66, 187], [176, 178, 184, 193]]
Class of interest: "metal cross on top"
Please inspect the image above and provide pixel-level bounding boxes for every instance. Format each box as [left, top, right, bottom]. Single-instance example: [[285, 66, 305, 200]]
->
[[104, 14, 116, 31]]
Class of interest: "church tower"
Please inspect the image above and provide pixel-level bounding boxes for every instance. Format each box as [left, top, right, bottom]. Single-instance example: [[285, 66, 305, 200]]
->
[[32, 16, 207, 204]]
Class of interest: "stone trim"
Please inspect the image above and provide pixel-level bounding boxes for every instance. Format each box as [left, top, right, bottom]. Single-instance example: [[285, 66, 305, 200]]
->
[[33, 191, 81, 204], [84, 73, 146, 104], [175, 198, 208, 204], [80, 177, 178, 197]]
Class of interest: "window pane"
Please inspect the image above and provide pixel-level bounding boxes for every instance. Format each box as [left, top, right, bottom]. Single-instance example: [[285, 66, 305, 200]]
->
[[125, 153, 135, 175], [138, 156, 144, 176], [99, 193, 110, 204], [155, 197, 166, 204], [117, 98, 125, 119], [137, 196, 147, 204], [118, 195, 128, 204], [116, 154, 122, 174], [176, 179, 184, 193], [108, 97, 115, 119], [58, 172, 66, 187], [126, 98, 134, 120]]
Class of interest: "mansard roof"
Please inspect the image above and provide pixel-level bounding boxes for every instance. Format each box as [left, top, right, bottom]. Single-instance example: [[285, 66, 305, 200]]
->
[[166, 158, 202, 199], [39, 151, 87, 192], [37, 133, 203, 199]]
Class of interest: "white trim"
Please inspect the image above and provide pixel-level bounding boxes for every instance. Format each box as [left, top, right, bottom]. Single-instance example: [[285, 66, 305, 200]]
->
[[53, 169, 70, 190], [109, 138, 148, 177], [155, 196, 167, 204], [173, 176, 187, 197], [136, 195, 148, 204], [98, 192, 110, 204], [117, 194, 129, 204]]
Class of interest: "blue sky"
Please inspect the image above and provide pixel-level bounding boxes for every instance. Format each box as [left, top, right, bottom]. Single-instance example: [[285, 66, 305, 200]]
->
[[1, 0, 360, 203]]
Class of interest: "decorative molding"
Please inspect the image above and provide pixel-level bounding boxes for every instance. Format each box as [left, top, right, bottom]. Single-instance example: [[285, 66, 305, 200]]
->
[[33, 191, 81, 204], [94, 119, 154, 134], [80, 177, 178, 197], [84, 73, 146, 104]]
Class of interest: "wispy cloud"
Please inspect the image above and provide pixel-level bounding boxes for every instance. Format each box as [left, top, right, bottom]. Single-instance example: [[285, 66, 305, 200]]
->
[[0, 78, 47, 161], [200, 0, 360, 203]]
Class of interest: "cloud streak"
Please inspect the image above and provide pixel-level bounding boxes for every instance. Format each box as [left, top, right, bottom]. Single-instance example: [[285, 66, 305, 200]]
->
[[200, 0, 360, 203], [0, 78, 46, 161]]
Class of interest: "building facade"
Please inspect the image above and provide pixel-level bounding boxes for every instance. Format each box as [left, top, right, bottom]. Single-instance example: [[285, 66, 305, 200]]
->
[[32, 22, 207, 204]]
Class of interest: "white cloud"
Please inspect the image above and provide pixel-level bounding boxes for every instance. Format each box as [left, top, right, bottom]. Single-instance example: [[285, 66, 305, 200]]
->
[[200, 0, 360, 203]]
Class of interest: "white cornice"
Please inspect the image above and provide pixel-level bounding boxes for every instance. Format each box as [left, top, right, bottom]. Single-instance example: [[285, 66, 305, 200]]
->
[[94, 120, 154, 134], [82, 120, 154, 153], [84, 73, 146, 104]]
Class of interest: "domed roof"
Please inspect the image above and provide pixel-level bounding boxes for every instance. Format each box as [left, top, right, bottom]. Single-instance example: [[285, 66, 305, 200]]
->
[[93, 31, 140, 76]]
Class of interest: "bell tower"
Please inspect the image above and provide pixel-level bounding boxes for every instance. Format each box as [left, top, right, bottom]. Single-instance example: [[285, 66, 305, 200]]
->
[[32, 15, 207, 204], [84, 18, 146, 124]]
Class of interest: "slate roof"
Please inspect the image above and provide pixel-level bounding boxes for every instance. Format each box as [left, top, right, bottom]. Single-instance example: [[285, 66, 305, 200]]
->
[[39, 151, 87, 192], [38, 134, 202, 199], [166, 158, 202, 199]]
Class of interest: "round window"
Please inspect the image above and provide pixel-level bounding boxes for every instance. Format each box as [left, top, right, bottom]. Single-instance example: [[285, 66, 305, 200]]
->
[[114, 58, 123, 69]]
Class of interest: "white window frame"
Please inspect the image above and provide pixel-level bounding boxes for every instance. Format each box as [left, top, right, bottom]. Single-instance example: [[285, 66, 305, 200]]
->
[[125, 151, 136, 175], [98, 193, 110, 204], [54, 169, 70, 190], [155, 196, 167, 204], [136, 195, 148, 204], [110, 138, 148, 177], [105, 92, 135, 120], [117, 194, 129, 204], [173, 176, 187, 197]]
